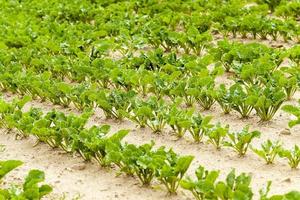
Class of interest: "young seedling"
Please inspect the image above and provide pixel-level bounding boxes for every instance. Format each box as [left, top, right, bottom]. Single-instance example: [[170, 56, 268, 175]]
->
[[282, 102, 300, 128], [224, 126, 261, 156], [279, 145, 300, 169], [251, 140, 282, 164], [260, 181, 300, 200], [157, 154, 194, 194], [111, 142, 163, 186], [167, 103, 193, 138], [207, 123, 230, 150], [0, 160, 52, 199], [188, 114, 213, 143], [196, 87, 216, 110], [141, 97, 169, 134], [193, 73, 216, 110], [180, 165, 220, 200], [84, 129, 129, 167], [130, 98, 152, 128], [215, 84, 232, 114], [215, 169, 253, 199], [249, 85, 286, 121], [229, 84, 255, 118]]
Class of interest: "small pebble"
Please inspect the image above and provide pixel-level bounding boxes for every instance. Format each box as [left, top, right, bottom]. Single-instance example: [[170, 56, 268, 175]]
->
[[283, 178, 291, 183], [71, 163, 86, 171], [280, 128, 291, 135]]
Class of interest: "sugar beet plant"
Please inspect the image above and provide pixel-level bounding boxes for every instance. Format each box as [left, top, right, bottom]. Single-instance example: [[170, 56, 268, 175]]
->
[[224, 126, 261, 156], [207, 123, 230, 150], [260, 181, 300, 200], [181, 165, 300, 200], [251, 140, 282, 164], [0, 48, 292, 123], [181, 166, 254, 200], [107, 142, 165, 186], [215, 84, 232, 114], [180, 166, 220, 200], [136, 96, 169, 133], [0, 160, 52, 199], [1, 0, 300, 198], [282, 102, 300, 128], [157, 155, 194, 194], [279, 145, 300, 169], [166, 99, 194, 138], [188, 114, 214, 143], [248, 85, 286, 121], [228, 84, 254, 118]]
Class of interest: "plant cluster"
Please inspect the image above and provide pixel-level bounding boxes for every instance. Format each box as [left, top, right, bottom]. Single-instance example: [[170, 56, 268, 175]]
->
[[0, 97, 194, 194], [0, 160, 52, 199], [181, 165, 300, 200]]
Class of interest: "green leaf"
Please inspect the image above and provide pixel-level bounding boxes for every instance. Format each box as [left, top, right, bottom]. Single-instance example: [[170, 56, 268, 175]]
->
[[0, 160, 23, 180]]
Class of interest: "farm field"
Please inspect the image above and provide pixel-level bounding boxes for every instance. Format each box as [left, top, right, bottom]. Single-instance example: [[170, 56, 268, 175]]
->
[[1, 0, 300, 199]]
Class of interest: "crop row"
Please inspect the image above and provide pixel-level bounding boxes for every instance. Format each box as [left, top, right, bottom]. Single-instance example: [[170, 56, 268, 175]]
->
[[2, 93, 300, 169], [216, 15, 300, 42], [1, 95, 300, 199], [1, 43, 300, 121], [1, 0, 300, 59], [0, 68, 290, 121]]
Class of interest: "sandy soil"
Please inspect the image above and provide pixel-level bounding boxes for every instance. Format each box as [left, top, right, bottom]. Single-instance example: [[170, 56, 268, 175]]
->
[[1, 84, 300, 200]]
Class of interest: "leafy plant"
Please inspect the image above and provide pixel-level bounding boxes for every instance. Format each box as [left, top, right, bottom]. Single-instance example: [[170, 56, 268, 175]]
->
[[91, 89, 136, 120], [0, 160, 52, 200], [282, 102, 300, 128], [279, 145, 300, 169], [84, 129, 129, 167], [15, 108, 43, 138], [188, 114, 213, 143], [194, 74, 216, 110], [207, 123, 230, 150], [215, 169, 253, 200], [143, 97, 169, 133], [224, 126, 261, 156], [108, 142, 165, 186], [271, 68, 298, 100], [0, 160, 23, 181], [169, 80, 197, 107], [18, 170, 53, 200], [71, 125, 111, 162], [248, 85, 286, 121], [167, 103, 193, 138], [0, 96, 31, 132], [210, 40, 234, 72], [215, 84, 231, 114], [260, 181, 300, 200], [180, 165, 220, 200], [257, 0, 282, 13], [288, 45, 300, 66], [229, 84, 255, 118], [130, 99, 152, 128], [251, 140, 282, 164], [31, 110, 92, 151], [157, 155, 194, 194]]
